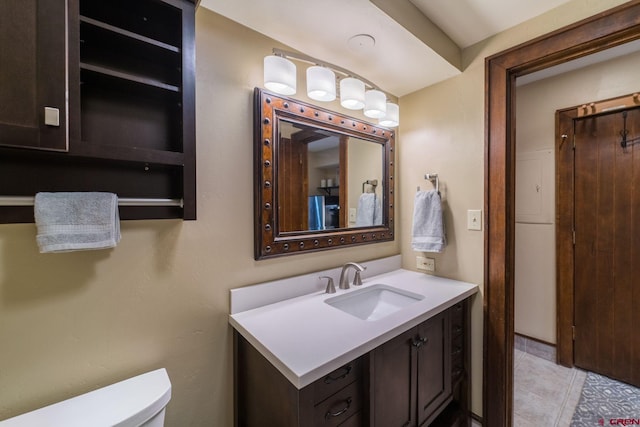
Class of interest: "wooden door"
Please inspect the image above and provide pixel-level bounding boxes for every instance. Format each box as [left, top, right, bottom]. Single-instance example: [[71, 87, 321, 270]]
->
[[278, 137, 308, 232], [371, 327, 417, 427], [0, 0, 68, 151], [573, 107, 640, 386], [417, 312, 451, 426]]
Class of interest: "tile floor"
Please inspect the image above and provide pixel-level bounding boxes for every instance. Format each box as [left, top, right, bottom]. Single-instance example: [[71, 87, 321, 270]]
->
[[513, 349, 586, 426]]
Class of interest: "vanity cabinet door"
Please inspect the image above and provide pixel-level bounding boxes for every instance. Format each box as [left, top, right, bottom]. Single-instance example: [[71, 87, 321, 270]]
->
[[371, 327, 417, 427], [417, 312, 451, 426], [371, 311, 451, 427], [0, 0, 68, 151]]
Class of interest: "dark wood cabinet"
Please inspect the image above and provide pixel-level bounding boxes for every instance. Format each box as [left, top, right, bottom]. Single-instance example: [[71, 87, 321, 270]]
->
[[234, 300, 471, 427], [370, 311, 451, 427], [0, 0, 196, 223], [430, 301, 471, 427], [0, 0, 68, 151], [235, 334, 365, 427]]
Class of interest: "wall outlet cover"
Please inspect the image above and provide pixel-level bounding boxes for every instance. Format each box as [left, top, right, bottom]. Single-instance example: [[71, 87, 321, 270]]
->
[[416, 256, 435, 272]]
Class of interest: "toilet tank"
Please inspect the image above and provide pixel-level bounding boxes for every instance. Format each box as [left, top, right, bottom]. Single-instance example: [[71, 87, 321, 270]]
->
[[0, 368, 171, 427]]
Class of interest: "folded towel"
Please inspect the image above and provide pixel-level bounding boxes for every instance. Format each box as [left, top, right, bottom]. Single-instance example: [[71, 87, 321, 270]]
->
[[34, 192, 121, 253], [356, 193, 382, 226], [411, 190, 446, 252]]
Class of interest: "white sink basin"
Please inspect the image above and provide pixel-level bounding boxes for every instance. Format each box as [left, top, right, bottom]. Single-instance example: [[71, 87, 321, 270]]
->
[[325, 284, 424, 321]]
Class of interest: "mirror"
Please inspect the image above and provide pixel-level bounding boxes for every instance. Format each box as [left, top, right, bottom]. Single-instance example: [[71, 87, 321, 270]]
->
[[254, 88, 395, 259]]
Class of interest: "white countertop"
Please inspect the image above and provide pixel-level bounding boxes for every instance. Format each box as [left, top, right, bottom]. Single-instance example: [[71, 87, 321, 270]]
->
[[229, 268, 478, 389]]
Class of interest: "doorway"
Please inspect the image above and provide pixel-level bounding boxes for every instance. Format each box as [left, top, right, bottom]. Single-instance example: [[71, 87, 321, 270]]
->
[[556, 102, 640, 387], [484, 3, 640, 426]]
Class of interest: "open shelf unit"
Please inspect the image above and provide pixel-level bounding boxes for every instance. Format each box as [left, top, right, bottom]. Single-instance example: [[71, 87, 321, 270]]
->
[[0, 0, 196, 223]]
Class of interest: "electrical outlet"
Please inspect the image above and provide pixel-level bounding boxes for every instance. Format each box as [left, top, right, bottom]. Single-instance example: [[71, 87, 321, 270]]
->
[[416, 256, 435, 272]]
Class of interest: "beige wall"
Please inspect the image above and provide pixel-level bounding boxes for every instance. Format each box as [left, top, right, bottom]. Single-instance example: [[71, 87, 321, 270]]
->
[[0, 1, 632, 425], [348, 139, 384, 224], [0, 10, 399, 426], [514, 48, 640, 344], [399, 0, 629, 416]]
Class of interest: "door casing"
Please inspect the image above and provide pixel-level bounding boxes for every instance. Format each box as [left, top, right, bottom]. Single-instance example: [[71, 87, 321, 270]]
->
[[484, 2, 640, 426]]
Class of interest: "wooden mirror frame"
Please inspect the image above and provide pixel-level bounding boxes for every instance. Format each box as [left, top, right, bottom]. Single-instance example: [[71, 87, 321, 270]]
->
[[484, 2, 640, 426], [253, 88, 395, 260]]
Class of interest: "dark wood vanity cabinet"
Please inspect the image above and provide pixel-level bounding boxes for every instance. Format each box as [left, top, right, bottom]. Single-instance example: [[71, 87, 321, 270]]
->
[[234, 299, 471, 427], [370, 311, 451, 427], [235, 335, 366, 427], [0, 0, 196, 222]]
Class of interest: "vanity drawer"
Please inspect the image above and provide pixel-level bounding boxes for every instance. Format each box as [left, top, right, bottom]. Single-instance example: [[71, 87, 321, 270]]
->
[[312, 357, 363, 403], [313, 380, 363, 427]]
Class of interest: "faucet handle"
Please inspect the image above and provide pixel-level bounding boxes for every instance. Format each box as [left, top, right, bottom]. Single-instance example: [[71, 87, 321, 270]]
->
[[353, 270, 363, 286], [320, 276, 336, 294]]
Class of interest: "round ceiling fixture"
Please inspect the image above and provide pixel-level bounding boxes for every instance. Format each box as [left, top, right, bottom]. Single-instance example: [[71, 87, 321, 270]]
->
[[347, 34, 376, 52]]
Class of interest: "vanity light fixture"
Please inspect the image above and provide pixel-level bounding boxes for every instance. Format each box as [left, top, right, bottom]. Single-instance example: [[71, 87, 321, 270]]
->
[[340, 77, 365, 110], [263, 48, 399, 127], [363, 89, 386, 119], [307, 66, 336, 102], [379, 102, 400, 127], [263, 54, 296, 95], [340, 77, 364, 110]]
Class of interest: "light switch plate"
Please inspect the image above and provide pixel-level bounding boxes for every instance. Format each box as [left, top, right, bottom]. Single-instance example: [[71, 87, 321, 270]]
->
[[467, 209, 482, 230], [44, 107, 60, 127], [349, 208, 357, 223]]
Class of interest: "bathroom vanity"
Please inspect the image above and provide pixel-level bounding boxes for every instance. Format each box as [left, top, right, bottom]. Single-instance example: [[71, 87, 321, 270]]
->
[[230, 260, 477, 426]]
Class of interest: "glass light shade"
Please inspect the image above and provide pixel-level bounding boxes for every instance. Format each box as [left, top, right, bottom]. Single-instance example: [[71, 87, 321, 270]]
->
[[306, 66, 336, 101], [340, 77, 365, 110], [364, 89, 387, 118], [379, 102, 399, 127], [264, 55, 296, 95]]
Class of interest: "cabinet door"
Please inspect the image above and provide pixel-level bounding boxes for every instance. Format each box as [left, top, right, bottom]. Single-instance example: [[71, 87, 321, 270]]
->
[[0, 0, 68, 151], [371, 327, 416, 427], [416, 312, 451, 426]]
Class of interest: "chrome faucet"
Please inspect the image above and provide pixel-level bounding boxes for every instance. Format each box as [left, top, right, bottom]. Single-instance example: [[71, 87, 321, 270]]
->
[[339, 262, 366, 289]]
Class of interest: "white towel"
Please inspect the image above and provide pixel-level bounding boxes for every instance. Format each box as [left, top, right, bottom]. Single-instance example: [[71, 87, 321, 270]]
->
[[411, 190, 446, 252], [355, 193, 382, 226], [34, 192, 121, 253]]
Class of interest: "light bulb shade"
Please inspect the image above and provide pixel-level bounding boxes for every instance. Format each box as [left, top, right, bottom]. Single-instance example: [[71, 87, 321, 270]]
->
[[340, 77, 365, 110], [306, 66, 336, 101], [364, 89, 387, 118], [264, 55, 296, 95], [379, 102, 399, 127]]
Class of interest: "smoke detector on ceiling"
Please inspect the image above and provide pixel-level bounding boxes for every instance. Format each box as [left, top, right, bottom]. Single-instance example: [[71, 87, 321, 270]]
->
[[347, 34, 376, 53]]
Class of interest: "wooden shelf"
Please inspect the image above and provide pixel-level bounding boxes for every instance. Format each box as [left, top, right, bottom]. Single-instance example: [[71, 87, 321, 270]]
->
[[80, 62, 180, 92], [70, 143, 185, 166], [317, 185, 339, 195], [80, 16, 180, 53]]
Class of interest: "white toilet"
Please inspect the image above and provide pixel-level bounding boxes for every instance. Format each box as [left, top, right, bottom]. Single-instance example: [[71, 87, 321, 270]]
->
[[0, 368, 171, 427]]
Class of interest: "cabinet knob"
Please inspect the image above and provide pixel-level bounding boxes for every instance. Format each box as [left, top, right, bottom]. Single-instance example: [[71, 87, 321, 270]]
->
[[412, 336, 429, 348]]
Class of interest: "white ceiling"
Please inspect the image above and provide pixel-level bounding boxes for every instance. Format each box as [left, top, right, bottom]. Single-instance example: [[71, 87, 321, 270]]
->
[[199, 0, 575, 97]]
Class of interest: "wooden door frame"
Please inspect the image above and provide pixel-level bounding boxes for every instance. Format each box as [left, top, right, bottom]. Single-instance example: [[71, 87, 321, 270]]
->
[[484, 2, 640, 426], [556, 108, 578, 368]]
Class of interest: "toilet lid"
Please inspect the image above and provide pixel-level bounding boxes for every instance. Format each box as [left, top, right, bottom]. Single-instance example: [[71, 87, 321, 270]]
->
[[0, 368, 171, 427]]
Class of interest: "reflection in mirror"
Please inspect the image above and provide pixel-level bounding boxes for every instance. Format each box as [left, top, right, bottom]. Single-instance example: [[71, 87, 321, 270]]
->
[[254, 88, 395, 259], [278, 120, 384, 232]]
